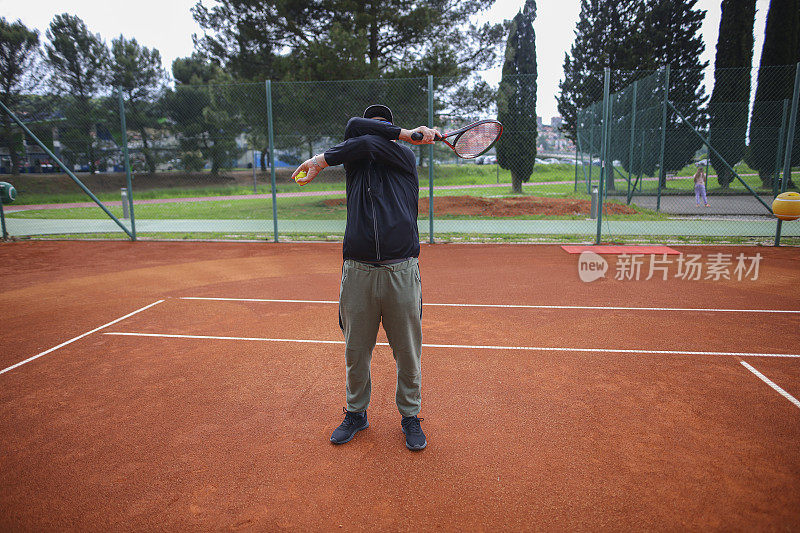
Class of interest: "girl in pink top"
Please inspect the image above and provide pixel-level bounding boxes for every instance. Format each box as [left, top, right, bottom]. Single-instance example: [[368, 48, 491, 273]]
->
[[694, 166, 709, 207]]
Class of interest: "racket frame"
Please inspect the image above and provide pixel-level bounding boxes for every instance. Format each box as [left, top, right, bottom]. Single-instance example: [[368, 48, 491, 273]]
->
[[414, 119, 503, 159]]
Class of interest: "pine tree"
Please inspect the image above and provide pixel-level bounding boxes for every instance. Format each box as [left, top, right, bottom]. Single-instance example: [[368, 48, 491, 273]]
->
[[44, 14, 109, 173], [708, 0, 757, 187], [0, 18, 40, 175], [747, 0, 800, 189], [192, 0, 507, 83], [496, 0, 537, 194], [638, 0, 708, 183], [560, 0, 708, 189], [109, 36, 166, 174], [557, 0, 639, 143]]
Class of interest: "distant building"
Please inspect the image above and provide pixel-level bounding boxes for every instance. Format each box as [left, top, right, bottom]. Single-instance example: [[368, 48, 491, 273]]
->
[[551, 116, 563, 129], [537, 116, 543, 128]]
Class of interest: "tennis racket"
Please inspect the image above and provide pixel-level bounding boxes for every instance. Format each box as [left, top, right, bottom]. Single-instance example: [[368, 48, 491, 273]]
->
[[411, 119, 503, 159]]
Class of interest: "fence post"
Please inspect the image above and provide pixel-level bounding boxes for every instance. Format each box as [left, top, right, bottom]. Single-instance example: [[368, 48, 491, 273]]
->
[[252, 149, 258, 194], [773, 100, 789, 197], [588, 125, 594, 193], [626, 80, 638, 204], [775, 62, 800, 246], [638, 130, 645, 192], [428, 75, 434, 244], [656, 65, 670, 212], [596, 67, 611, 245], [574, 149, 578, 192], [266, 80, 278, 243], [0, 197, 7, 240], [117, 89, 136, 240]]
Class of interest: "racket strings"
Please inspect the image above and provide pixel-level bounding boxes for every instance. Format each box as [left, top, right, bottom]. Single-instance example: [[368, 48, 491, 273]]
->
[[454, 122, 502, 158]]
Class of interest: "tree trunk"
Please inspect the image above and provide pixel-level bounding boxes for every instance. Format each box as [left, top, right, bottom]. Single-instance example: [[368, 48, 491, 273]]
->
[[606, 168, 615, 191], [759, 170, 772, 189], [511, 172, 523, 194], [88, 139, 97, 174], [140, 128, 156, 174], [1, 101, 20, 175], [716, 167, 733, 188], [8, 134, 20, 176]]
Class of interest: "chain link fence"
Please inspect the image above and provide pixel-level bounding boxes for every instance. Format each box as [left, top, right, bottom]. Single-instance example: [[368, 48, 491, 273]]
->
[[576, 64, 800, 244], [2, 65, 799, 244]]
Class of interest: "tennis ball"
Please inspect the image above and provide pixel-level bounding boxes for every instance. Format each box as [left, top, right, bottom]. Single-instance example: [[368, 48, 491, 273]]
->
[[772, 191, 800, 221], [295, 170, 307, 183]]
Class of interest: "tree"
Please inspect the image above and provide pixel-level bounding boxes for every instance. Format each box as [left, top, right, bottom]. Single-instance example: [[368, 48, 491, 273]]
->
[[638, 0, 708, 184], [165, 55, 242, 176], [558, 0, 640, 142], [44, 14, 109, 173], [109, 35, 167, 173], [747, 0, 800, 189], [707, 0, 757, 188], [191, 0, 507, 83], [0, 18, 41, 175], [559, 0, 708, 189], [496, 0, 537, 194]]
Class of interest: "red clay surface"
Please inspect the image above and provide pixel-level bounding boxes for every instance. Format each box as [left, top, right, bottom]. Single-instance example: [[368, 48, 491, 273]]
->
[[323, 195, 638, 216], [1, 241, 799, 530]]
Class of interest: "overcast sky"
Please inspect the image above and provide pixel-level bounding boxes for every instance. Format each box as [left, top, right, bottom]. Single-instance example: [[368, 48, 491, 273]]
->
[[0, 0, 771, 121]]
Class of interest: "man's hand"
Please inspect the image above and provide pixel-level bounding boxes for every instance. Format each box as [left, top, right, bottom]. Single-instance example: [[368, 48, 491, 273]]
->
[[400, 126, 439, 145], [291, 154, 329, 186]]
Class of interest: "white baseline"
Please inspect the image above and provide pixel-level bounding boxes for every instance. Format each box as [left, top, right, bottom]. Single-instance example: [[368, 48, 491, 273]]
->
[[178, 297, 800, 314]]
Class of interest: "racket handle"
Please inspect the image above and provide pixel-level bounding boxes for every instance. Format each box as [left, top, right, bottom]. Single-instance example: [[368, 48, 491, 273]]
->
[[411, 132, 442, 141]]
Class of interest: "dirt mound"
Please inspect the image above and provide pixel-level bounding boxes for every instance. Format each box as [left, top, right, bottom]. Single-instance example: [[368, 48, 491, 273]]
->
[[323, 195, 637, 217]]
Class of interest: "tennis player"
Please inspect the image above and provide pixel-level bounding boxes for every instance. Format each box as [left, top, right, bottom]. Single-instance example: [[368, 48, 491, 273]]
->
[[291, 105, 437, 450]]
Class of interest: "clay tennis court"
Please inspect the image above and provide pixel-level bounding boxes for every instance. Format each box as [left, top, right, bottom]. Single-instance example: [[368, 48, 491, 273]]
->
[[1, 241, 798, 530]]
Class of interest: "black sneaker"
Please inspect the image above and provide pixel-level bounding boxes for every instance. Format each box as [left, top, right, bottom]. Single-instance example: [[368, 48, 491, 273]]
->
[[330, 407, 369, 444], [401, 415, 427, 450]]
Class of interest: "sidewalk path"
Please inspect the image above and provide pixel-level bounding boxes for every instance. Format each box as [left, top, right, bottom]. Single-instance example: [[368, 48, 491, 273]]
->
[[6, 217, 794, 238]]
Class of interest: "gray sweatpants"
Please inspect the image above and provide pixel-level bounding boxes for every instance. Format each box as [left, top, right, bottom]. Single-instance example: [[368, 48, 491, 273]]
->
[[338, 258, 422, 417]]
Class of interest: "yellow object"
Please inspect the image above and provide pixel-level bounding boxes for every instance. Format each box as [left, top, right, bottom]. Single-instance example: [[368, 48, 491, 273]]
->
[[295, 170, 306, 183], [772, 191, 800, 221]]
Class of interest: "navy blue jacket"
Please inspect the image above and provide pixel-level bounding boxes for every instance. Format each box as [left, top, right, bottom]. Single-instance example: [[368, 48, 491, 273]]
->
[[324, 118, 419, 262]]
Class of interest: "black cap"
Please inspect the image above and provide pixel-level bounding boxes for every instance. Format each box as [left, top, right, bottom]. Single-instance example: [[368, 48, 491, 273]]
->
[[363, 104, 393, 124]]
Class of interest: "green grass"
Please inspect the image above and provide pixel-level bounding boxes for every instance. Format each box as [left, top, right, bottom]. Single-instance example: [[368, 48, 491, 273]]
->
[[13, 163, 797, 206], [9, 188, 667, 221]]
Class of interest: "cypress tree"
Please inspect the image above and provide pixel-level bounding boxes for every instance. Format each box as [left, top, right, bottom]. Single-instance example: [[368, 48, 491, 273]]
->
[[708, 0, 757, 187], [747, 0, 800, 189], [496, 0, 538, 194]]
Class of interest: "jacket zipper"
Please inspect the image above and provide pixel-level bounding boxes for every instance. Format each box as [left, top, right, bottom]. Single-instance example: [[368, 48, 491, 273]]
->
[[367, 170, 380, 261]]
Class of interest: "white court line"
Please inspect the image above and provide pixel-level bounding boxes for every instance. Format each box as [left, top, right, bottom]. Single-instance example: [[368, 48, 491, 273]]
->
[[178, 297, 800, 314], [740, 361, 800, 409], [102, 332, 800, 358], [181, 297, 339, 304], [0, 300, 165, 376]]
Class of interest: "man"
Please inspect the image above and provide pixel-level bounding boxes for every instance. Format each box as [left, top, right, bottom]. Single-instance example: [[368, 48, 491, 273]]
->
[[291, 104, 437, 450]]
